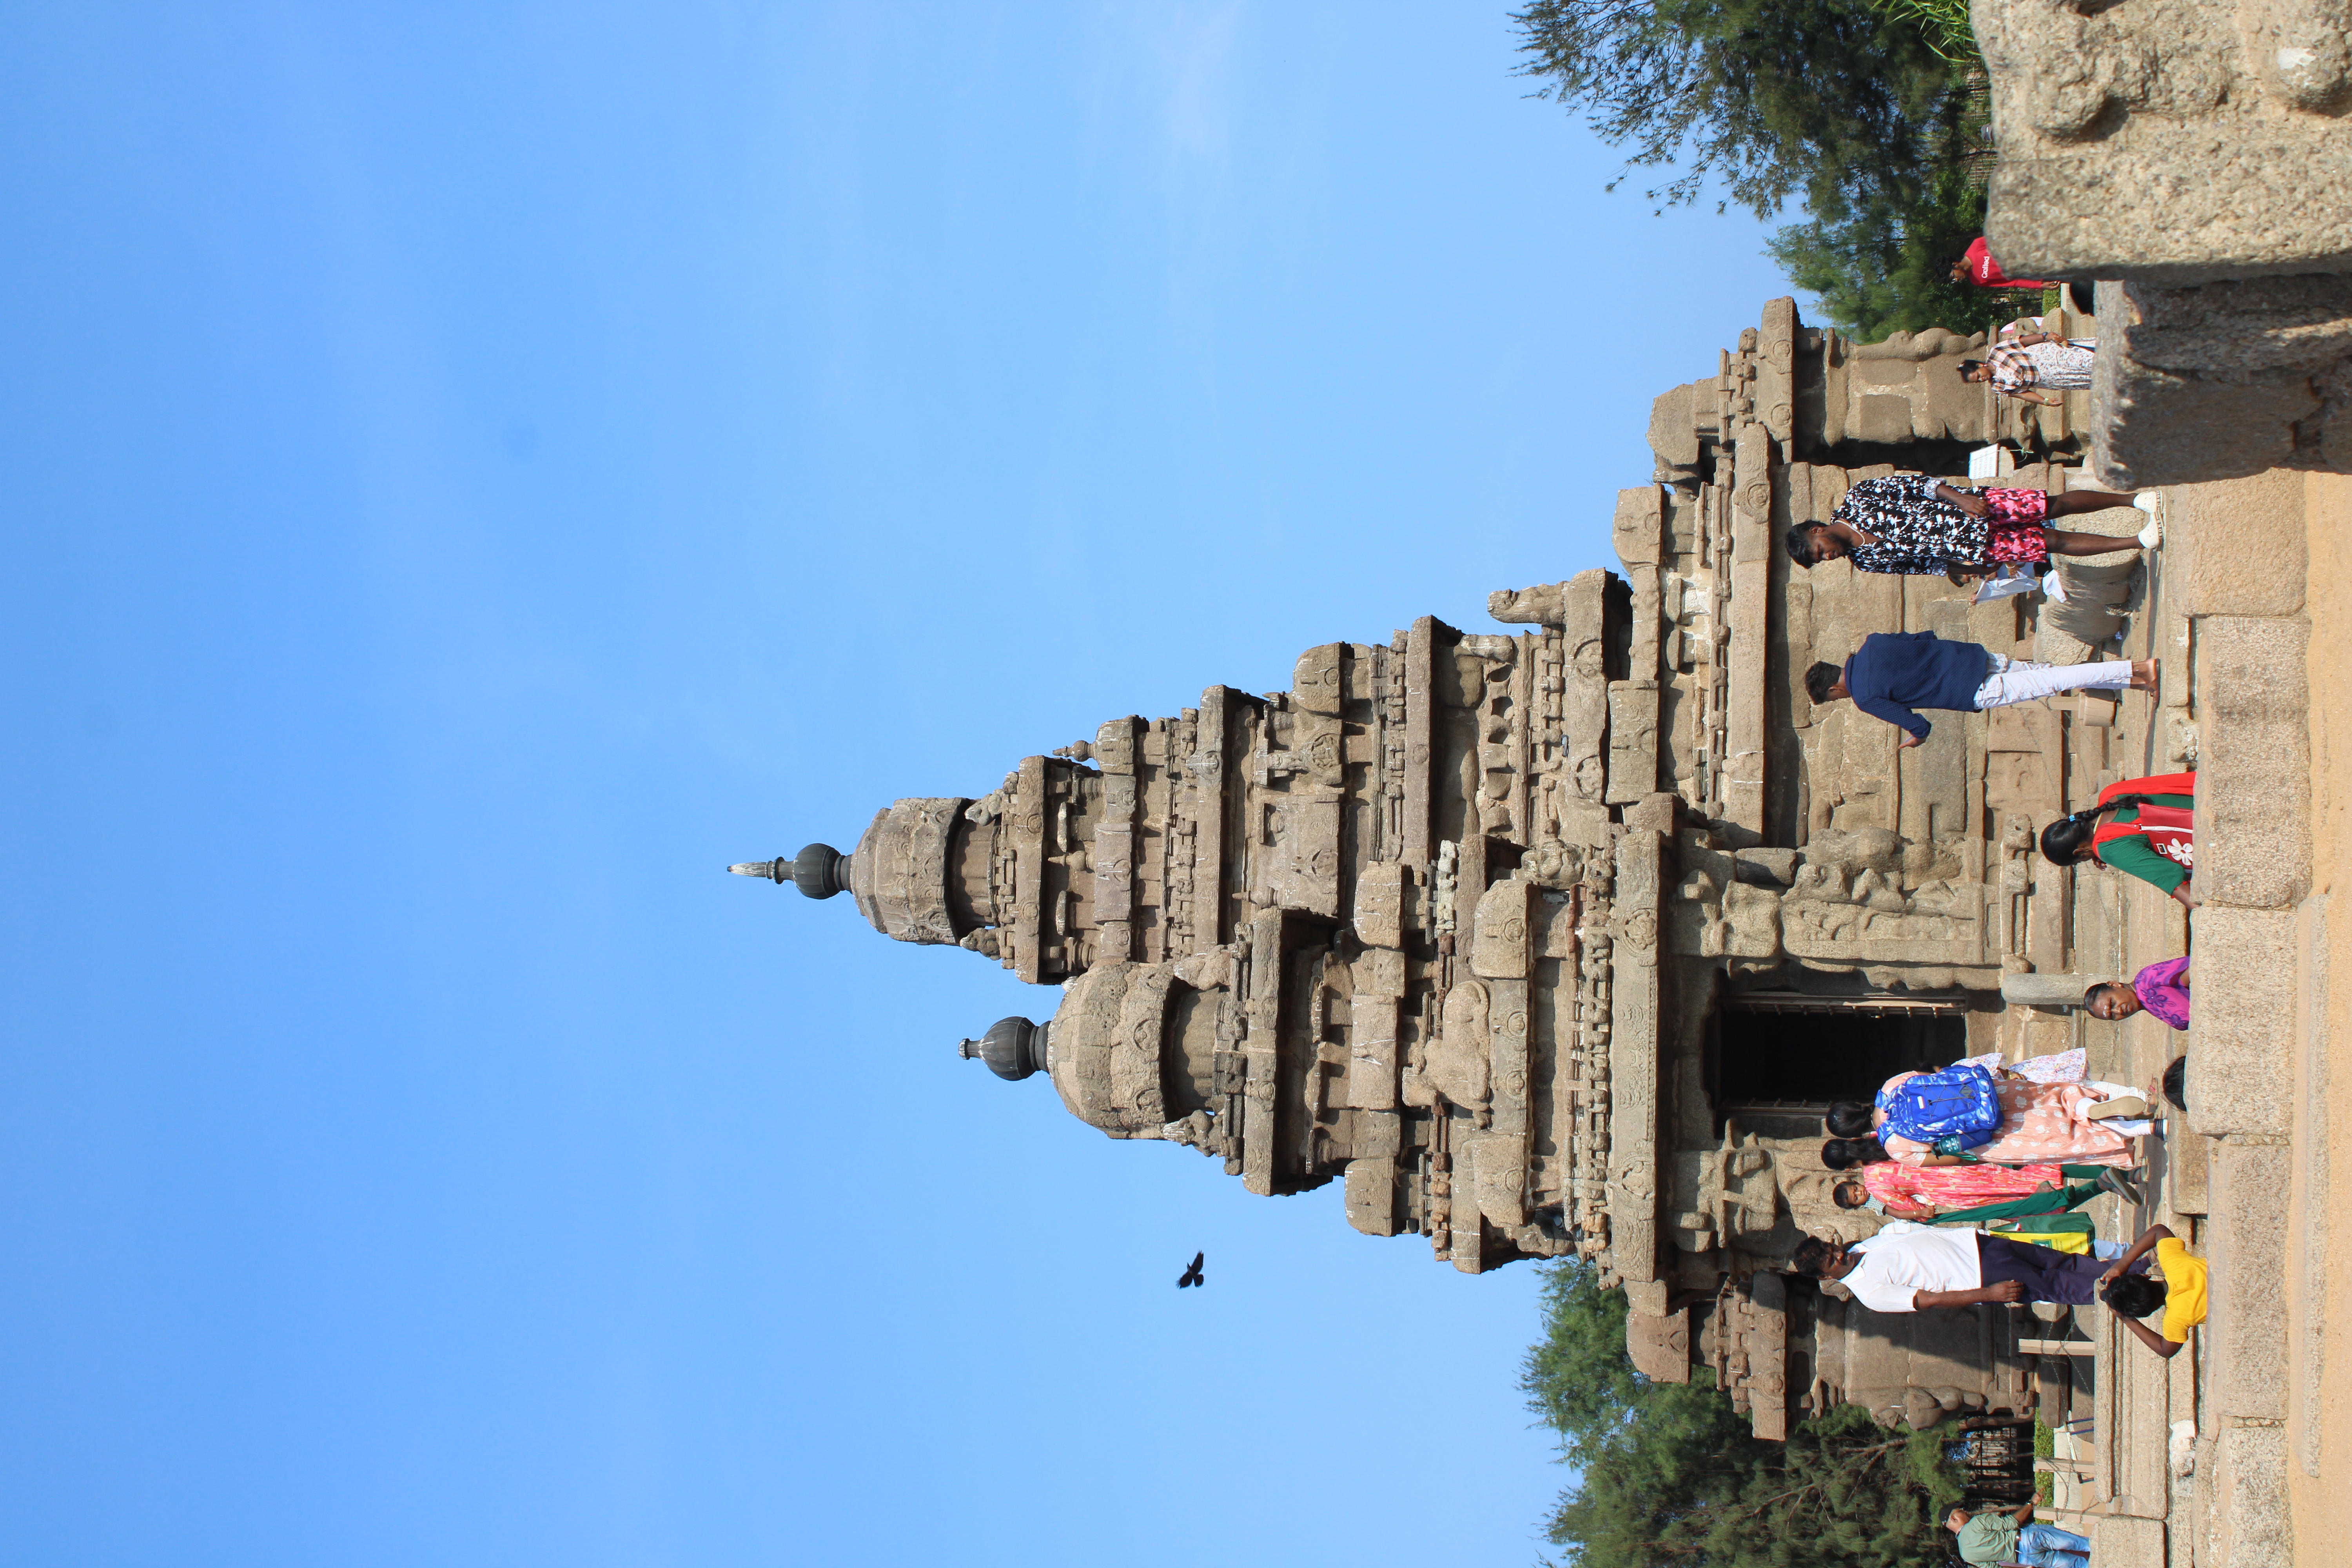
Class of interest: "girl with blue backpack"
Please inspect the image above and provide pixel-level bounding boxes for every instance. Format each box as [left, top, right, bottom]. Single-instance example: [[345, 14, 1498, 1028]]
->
[[1825, 1063, 2143, 1167]]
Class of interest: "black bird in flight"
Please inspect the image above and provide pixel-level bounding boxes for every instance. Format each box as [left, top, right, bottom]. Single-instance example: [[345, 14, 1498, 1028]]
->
[[1176, 1251, 1205, 1288]]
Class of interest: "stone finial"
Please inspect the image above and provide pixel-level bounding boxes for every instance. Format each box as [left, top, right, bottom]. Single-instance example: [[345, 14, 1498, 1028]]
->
[[726, 844, 848, 899], [958, 1016, 1045, 1081]]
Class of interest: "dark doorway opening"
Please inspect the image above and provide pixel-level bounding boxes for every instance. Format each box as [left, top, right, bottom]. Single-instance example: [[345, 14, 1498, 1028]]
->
[[1711, 996, 1968, 1122]]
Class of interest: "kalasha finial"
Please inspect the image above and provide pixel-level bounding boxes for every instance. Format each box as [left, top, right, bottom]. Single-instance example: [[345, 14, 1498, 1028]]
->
[[724, 843, 848, 899], [956, 1017, 1045, 1081]]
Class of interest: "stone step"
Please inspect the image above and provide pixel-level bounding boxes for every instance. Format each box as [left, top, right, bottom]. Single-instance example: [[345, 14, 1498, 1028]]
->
[[2178, 595, 2312, 1567]]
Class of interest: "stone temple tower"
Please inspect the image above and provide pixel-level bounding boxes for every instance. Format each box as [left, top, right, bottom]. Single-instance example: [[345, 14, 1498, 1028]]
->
[[737, 298, 2130, 1437]]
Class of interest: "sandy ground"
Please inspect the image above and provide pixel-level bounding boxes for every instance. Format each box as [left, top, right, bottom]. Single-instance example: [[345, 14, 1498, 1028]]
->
[[2288, 472, 2352, 1556]]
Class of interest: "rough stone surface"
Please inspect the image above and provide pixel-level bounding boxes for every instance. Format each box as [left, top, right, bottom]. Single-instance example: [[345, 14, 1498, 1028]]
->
[[2089, 278, 2352, 487], [1975, 0, 2352, 485], [2293, 900, 2331, 1481], [2195, 617, 2312, 910], [2189, 909, 2298, 1140], [2207, 1142, 2292, 1421], [2161, 471, 2309, 618], [1977, 0, 2352, 284], [2209, 1423, 2294, 1568], [1999, 972, 2094, 1009], [2090, 1515, 2166, 1564]]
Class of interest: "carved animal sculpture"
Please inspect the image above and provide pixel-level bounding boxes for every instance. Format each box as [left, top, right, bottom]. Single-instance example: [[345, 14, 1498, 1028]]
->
[[1176, 1251, 1205, 1288]]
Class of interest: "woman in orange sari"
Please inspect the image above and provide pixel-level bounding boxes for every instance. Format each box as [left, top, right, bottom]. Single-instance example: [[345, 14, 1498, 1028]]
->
[[1832, 1156, 2139, 1220]]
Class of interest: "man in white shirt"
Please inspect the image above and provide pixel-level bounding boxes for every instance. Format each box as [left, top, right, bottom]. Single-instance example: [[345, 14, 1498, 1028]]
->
[[1791, 1222, 2149, 1312]]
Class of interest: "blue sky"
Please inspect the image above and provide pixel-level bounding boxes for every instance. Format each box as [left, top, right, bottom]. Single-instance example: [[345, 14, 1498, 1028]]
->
[[0, 5, 1803, 1564]]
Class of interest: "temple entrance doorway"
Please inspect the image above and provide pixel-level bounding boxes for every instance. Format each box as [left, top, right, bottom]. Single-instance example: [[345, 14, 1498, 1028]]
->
[[1710, 994, 1967, 1127]]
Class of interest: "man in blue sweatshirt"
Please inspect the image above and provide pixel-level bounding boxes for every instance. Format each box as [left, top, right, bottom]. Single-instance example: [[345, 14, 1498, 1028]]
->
[[1806, 632, 2154, 746]]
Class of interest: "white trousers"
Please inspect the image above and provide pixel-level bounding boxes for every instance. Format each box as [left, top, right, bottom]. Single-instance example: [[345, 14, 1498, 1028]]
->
[[1972, 654, 2134, 710]]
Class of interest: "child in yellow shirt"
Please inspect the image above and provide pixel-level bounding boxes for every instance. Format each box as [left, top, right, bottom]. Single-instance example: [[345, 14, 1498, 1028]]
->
[[2098, 1222, 2208, 1358]]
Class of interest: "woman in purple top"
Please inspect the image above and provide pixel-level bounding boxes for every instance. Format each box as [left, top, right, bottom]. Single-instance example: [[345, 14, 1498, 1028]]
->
[[2087, 957, 2190, 1030]]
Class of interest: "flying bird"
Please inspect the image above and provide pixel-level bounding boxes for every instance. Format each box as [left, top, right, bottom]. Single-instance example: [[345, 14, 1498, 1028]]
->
[[1176, 1251, 1205, 1288]]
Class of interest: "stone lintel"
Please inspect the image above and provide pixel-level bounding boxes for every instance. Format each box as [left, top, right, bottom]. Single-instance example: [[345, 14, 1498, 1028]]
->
[[1402, 619, 1442, 866], [1607, 829, 1663, 1285], [1724, 555, 1769, 834], [1606, 681, 1661, 804], [1192, 687, 1238, 949], [1008, 763, 1047, 982]]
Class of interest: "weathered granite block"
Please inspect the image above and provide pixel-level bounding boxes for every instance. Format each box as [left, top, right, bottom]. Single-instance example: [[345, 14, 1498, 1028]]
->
[[2089, 1516, 2165, 1563], [2188, 908, 2297, 1139], [2193, 617, 2310, 910], [2207, 1422, 2293, 1568], [2089, 278, 2352, 487], [2206, 1141, 2290, 1422], [1978, 0, 2352, 283], [2158, 473, 2307, 619]]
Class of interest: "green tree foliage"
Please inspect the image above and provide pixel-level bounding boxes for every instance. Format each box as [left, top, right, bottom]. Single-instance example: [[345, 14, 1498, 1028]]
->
[[1766, 164, 2023, 339], [1872, 0, 1977, 65], [1521, 1259, 1967, 1568], [1513, 0, 2020, 338], [1510, 0, 1980, 220]]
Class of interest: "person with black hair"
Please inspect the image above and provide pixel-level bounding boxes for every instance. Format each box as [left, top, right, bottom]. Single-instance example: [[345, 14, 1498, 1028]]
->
[[1789, 1223, 2147, 1314], [2098, 1222, 2207, 1359], [1805, 633, 2151, 750], [1961, 332, 2098, 406], [2087, 955, 2191, 1029], [2161, 1056, 2187, 1112], [1784, 472, 2161, 578], [1947, 1502, 2091, 1568], [1946, 242, 2098, 315], [1951, 238, 2048, 293], [1827, 1151, 2135, 1221], [2040, 771, 2197, 908], [1826, 1068, 2140, 1169]]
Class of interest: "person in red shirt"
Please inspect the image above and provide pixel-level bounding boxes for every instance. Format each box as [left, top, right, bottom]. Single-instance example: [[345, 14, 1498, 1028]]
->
[[1950, 237, 2047, 291]]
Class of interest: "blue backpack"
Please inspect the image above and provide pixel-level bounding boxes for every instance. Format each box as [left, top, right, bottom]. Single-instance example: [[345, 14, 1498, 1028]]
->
[[1874, 1065, 2002, 1149]]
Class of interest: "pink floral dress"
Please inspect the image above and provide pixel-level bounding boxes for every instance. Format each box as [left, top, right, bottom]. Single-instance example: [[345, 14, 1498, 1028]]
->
[[1862, 1160, 2069, 1219], [1876, 1072, 2132, 1167]]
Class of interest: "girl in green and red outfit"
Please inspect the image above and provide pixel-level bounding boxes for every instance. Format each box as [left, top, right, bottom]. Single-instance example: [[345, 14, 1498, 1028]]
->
[[2038, 771, 2196, 908]]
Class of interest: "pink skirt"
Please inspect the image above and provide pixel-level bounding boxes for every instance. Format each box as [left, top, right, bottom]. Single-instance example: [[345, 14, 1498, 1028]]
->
[[1987, 522, 2049, 563], [1984, 486, 2051, 564]]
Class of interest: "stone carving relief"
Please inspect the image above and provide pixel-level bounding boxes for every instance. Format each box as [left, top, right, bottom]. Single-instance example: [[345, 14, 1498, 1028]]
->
[[1426, 980, 1492, 1107]]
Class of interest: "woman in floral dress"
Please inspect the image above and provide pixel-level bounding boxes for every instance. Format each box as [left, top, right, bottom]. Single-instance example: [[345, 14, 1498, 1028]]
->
[[1783, 472, 2161, 578], [1829, 1069, 2140, 1167]]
